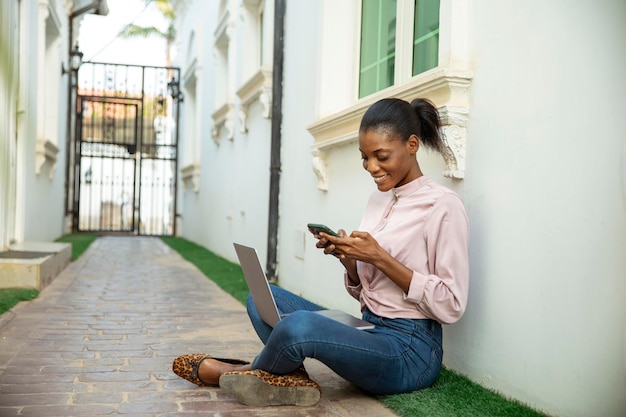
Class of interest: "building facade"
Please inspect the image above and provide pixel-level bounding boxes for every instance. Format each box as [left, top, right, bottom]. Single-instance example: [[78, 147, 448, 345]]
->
[[173, 1, 626, 416], [0, 0, 109, 250]]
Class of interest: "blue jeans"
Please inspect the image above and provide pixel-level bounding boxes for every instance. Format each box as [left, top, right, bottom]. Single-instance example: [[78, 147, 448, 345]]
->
[[246, 285, 443, 395]]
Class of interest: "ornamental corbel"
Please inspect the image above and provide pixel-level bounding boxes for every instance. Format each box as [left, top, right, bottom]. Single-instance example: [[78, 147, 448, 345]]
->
[[439, 106, 469, 179], [238, 107, 248, 133], [311, 148, 329, 191], [35, 139, 59, 179], [181, 162, 201, 193], [211, 124, 221, 143], [259, 86, 272, 119], [225, 114, 235, 140]]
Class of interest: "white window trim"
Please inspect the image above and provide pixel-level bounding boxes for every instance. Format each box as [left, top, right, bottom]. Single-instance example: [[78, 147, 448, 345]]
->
[[307, 0, 473, 190], [214, 6, 234, 112]]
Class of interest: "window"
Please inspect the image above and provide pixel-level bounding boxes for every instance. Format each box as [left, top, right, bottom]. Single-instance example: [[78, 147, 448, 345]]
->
[[413, 0, 439, 75], [240, 0, 268, 77], [236, 0, 273, 126], [359, 0, 397, 98], [358, 0, 440, 98], [308, 0, 472, 186]]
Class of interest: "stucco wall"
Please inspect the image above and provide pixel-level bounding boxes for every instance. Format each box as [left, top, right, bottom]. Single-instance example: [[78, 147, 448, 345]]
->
[[1, 0, 69, 245], [175, 1, 626, 416], [176, 0, 273, 262], [278, 1, 626, 416]]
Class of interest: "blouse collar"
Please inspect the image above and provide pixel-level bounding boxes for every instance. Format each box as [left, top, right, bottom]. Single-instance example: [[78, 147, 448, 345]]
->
[[392, 175, 430, 198]]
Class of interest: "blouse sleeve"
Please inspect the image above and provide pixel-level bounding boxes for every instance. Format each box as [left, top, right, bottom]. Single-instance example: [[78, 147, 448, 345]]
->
[[344, 271, 362, 300], [404, 192, 470, 324]]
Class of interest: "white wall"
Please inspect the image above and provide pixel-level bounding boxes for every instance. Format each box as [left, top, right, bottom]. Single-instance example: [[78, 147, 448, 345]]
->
[[0, 0, 20, 251], [175, 1, 626, 416], [22, 0, 69, 242], [442, 1, 626, 416], [279, 0, 626, 416], [177, 0, 273, 262]]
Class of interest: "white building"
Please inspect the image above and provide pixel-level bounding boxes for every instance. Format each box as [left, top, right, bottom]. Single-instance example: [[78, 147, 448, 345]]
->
[[173, 1, 626, 416], [0, 0, 109, 250]]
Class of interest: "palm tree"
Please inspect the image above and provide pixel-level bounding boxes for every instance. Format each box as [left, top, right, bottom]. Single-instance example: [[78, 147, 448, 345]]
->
[[119, 0, 176, 67]]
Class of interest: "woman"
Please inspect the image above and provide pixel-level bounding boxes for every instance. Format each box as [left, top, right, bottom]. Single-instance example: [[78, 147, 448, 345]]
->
[[172, 97, 470, 407]]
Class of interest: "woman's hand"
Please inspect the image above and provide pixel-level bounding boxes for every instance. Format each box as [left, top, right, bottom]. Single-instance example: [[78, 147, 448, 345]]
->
[[325, 231, 413, 293], [323, 230, 381, 262]]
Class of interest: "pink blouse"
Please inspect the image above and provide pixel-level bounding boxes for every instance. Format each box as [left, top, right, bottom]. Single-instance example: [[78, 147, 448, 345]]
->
[[344, 175, 470, 324]]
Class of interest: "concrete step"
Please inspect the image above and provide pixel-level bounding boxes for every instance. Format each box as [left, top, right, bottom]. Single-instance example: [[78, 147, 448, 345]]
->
[[0, 241, 71, 290]]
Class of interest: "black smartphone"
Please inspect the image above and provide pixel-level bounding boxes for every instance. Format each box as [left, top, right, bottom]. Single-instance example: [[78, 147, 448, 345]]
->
[[307, 223, 340, 237]]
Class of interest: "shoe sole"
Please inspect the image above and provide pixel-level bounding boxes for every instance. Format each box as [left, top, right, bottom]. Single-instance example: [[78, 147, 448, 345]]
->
[[219, 373, 321, 407]]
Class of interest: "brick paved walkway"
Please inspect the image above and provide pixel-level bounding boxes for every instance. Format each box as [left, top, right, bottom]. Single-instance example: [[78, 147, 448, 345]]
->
[[0, 236, 396, 417]]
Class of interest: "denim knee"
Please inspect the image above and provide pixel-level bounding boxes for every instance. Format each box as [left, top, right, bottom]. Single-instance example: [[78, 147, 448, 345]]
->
[[245, 293, 255, 315], [271, 310, 318, 343]]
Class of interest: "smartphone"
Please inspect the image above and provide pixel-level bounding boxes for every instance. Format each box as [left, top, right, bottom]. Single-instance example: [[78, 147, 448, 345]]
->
[[307, 223, 340, 237]]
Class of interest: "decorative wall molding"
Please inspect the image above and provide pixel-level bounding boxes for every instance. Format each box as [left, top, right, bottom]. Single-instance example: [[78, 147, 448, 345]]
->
[[439, 106, 469, 179], [236, 67, 273, 132], [310, 148, 330, 192], [181, 162, 201, 193], [307, 68, 473, 189], [211, 101, 235, 142], [214, 9, 233, 47], [35, 139, 59, 179]]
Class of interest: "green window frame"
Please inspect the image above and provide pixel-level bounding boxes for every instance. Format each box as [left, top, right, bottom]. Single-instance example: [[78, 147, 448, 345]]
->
[[413, 0, 440, 76], [358, 0, 397, 98], [358, 0, 440, 99]]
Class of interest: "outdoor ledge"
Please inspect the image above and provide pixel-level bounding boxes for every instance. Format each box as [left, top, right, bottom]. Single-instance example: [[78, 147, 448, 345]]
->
[[181, 162, 201, 193], [307, 67, 473, 190], [0, 241, 71, 291], [236, 67, 273, 132], [35, 139, 59, 179], [211, 101, 235, 142]]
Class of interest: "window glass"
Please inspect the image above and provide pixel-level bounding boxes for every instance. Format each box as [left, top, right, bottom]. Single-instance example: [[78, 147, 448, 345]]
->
[[412, 0, 440, 75], [359, 0, 397, 98]]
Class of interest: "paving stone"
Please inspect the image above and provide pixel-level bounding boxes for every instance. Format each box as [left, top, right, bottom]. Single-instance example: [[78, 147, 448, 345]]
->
[[0, 237, 397, 417]]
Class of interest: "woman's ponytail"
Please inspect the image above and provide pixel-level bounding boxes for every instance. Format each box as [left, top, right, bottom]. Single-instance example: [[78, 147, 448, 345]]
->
[[360, 97, 445, 155]]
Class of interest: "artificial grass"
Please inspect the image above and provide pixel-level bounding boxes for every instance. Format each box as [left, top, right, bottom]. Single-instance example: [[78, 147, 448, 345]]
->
[[55, 233, 98, 261], [0, 288, 39, 315], [380, 367, 549, 417], [161, 236, 548, 417]]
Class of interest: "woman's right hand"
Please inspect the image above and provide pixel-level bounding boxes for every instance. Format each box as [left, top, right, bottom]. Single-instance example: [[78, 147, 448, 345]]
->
[[316, 229, 347, 255]]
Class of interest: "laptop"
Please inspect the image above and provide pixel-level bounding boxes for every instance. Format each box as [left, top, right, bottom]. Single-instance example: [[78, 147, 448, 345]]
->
[[233, 242, 374, 330]]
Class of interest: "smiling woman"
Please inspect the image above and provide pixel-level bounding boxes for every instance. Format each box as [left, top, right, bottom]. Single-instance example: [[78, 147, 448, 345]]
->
[[171, 96, 470, 407]]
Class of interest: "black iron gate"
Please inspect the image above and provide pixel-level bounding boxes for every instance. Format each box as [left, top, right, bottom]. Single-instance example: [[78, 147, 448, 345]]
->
[[73, 63, 181, 235]]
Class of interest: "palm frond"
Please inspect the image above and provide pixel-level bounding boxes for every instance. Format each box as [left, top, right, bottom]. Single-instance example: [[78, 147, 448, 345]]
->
[[119, 24, 166, 39]]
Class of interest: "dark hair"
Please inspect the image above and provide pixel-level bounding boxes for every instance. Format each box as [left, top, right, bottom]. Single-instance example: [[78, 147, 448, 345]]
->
[[359, 98, 444, 154]]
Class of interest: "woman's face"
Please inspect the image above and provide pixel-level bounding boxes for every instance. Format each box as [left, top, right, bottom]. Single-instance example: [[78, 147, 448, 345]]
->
[[359, 128, 420, 192]]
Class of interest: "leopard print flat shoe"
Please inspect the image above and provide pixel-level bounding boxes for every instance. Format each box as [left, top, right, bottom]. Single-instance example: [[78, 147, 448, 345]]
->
[[219, 367, 321, 406], [172, 353, 249, 387]]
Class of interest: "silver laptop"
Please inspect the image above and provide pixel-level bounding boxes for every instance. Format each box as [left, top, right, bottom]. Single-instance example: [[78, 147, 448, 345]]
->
[[233, 243, 374, 330]]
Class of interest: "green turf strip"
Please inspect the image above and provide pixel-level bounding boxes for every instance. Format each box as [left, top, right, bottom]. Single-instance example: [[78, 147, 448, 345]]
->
[[55, 233, 98, 261], [0, 288, 39, 315], [380, 367, 548, 417]]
